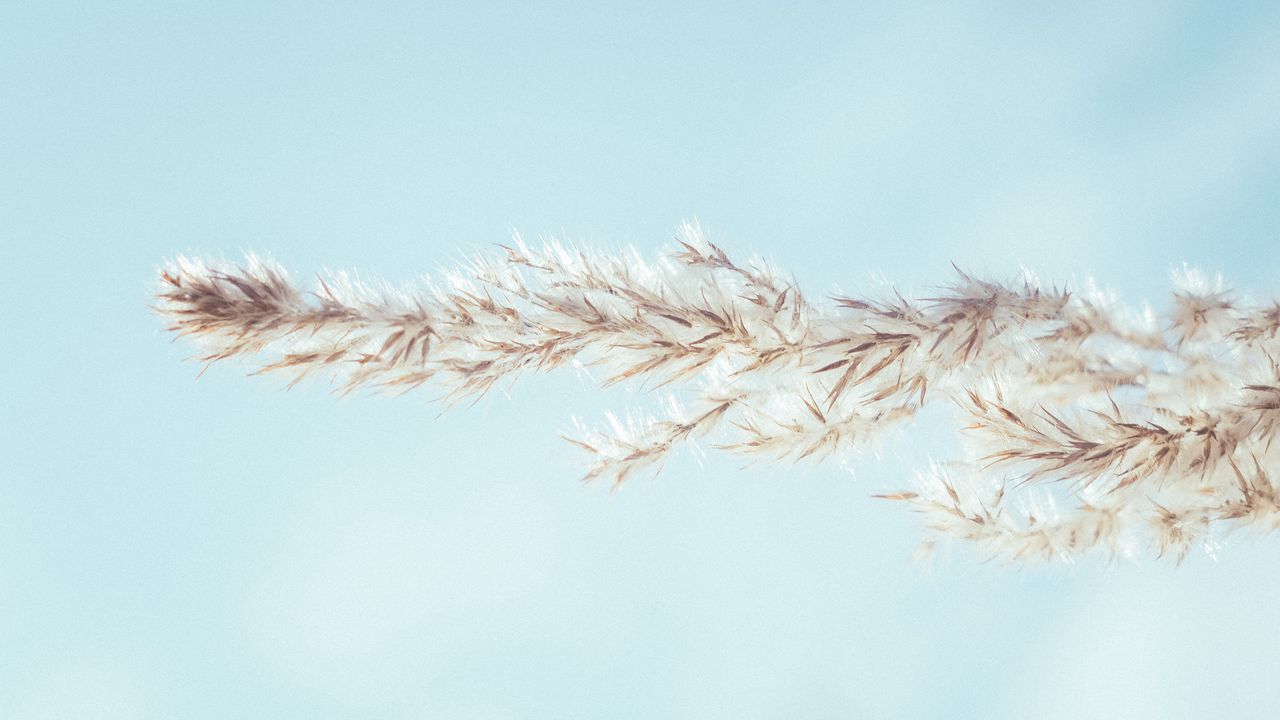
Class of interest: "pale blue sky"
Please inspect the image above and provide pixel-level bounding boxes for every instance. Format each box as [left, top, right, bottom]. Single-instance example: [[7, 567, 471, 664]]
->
[[4, 2, 1280, 718]]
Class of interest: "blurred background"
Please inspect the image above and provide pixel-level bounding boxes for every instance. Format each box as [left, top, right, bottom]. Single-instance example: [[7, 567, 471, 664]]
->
[[3, 2, 1280, 717]]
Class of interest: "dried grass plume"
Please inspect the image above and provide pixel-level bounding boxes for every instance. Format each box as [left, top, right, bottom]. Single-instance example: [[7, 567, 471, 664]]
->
[[155, 223, 1280, 565]]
